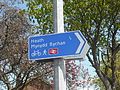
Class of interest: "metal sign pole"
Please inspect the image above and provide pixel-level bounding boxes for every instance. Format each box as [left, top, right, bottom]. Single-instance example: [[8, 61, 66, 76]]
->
[[53, 0, 66, 90]]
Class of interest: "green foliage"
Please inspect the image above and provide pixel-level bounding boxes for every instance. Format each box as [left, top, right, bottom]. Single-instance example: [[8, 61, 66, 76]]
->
[[94, 52, 120, 90], [94, 78, 105, 90], [0, 1, 53, 90], [24, 0, 120, 89], [25, 0, 53, 34]]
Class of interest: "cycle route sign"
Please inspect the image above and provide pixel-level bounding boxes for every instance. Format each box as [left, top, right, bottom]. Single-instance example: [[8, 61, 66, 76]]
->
[[28, 31, 89, 60]]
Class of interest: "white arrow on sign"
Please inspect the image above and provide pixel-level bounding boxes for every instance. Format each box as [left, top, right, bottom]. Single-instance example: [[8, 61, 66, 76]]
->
[[64, 31, 90, 60], [75, 32, 85, 54], [28, 31, 90, 60]]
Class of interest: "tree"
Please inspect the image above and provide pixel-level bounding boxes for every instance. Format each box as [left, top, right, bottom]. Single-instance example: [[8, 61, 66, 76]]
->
[[0, 1, 90, 90], [0, 1, 53, 90], [24, 0, 53, 34], [25, 0, 120, 90], [94, 52, 120, 90], [66, 60, 95, 90], [64, 0, 120, 90], [24, 0, 96, 89]]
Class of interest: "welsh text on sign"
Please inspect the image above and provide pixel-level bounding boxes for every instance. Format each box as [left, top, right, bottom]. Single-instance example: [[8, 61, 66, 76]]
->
[[28, 31, 89, 60]]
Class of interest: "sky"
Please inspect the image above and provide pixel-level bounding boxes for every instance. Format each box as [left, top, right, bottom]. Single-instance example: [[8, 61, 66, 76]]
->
[[82, 58, 96, 76], [0, 1, 97, 90], [16, 0, 97, 87]]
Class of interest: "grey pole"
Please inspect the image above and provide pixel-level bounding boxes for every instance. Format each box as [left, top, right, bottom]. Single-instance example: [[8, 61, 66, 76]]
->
[[53, 0, 66, 90]]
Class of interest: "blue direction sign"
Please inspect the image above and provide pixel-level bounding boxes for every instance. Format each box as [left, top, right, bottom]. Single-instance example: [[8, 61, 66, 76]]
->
[[28, 31, 87, 60]]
